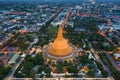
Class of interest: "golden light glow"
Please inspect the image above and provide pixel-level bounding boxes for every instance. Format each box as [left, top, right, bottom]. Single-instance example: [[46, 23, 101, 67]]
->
[[116, 47, 120, 51], [81, 66, 89, 73]]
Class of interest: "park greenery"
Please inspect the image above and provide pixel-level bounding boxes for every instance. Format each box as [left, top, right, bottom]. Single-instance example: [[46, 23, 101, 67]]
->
[[88, 33, 115, 51], [0, 64, 11, 80], [73, 17, 99, 33], [14, 53, 52, 78]]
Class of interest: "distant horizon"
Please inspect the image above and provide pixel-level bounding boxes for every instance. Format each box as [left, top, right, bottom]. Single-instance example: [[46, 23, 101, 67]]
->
[[0, 0, 120, 5], [0, 0, 120, 2]]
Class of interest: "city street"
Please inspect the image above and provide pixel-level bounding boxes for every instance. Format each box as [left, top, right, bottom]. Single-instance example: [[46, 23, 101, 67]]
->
[[4, 57, 25, 80], [88, 41, 113, 79]]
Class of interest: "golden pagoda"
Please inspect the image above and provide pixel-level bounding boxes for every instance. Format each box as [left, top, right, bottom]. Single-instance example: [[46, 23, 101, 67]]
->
[[46, 24, 73, 58]]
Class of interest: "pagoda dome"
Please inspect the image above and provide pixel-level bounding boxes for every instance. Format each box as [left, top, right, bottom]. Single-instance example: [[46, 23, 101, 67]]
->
[[46, 25, 73, 57]]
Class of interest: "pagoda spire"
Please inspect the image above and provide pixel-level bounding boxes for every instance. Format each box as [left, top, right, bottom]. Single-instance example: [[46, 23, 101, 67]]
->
[[46, 12, 73, 58], [56, 23, 64, 39], [56, 12, 70, 40]]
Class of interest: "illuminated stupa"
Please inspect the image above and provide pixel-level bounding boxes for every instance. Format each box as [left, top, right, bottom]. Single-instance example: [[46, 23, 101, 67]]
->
[[45, 24, 74, 59]]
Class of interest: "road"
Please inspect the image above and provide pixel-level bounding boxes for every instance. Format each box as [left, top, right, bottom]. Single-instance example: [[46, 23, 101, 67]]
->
[[27, 38, 38, 50], [4, 57, 25, 80], [106, 53, 120, 71], [114, 35, 120, 41], [104, 37, 118, 47], [87, 40, 114, 79], [9, 78, 112, 80], [88, 42, 109, 70], [4, 37, 39, 80]]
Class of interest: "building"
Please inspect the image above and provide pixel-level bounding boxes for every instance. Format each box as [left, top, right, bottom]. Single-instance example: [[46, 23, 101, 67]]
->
[[44, 25, 75, 61], [8, 54, 20, 64], [43, 13, 75, 61]]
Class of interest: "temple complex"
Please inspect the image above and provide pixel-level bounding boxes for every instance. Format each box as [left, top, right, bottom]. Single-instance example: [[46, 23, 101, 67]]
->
[[43, 12, 75, 60]]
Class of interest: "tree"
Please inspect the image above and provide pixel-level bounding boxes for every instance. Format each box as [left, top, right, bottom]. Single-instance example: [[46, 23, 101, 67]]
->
[[87, 70, 95, 77], [64, 74, 70, 78], [35, 53, 44, 65], [46, 26, 58, 36], [78, 55, 88, 65], [43, 65, 51, 73], [38, 66, 42, 73], [0, 65, 11, 80], [96, 61, 108, 77], [23, 62, 34, 76], [56, 61, 64, 73], [67, 64, 78, 73]]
